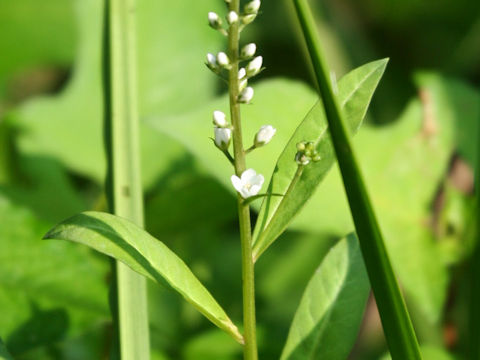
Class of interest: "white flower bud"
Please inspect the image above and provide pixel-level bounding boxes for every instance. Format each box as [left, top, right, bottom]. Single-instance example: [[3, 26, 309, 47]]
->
[[212, 110, 227, 127], [238, 68, 246, 79], [254, 125, 276, 147], [206, 52, 218, 72], [208, 12, 222, 29], [238, 87, 254, 104], [214, 127, 232, 151], [244, 0, 261, 14], [217, 52, 230, 67], [246, 56, 263, 77], [227, 11, 239, 25], [242, 14, 257, 25], [239, 78, 248, 92], [241, 43, 257, 59]]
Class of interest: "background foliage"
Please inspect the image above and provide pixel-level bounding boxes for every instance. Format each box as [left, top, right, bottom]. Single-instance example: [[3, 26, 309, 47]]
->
[[0, 0, 479, 358]]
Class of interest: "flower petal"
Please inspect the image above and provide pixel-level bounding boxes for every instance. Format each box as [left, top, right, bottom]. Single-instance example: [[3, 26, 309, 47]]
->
[[231, 175, 243, 193], [241, 168, 257, 182]]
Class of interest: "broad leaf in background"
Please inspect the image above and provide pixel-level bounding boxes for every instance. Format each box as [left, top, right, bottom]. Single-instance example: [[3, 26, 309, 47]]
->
[[0, 339, 13, 360], [286, 73, 463, 323], [6, 0, 225, 187], [280, 234, 369, 360], [0, 195, 108, 358], [381, 345, 455, 360], [44, 211, 244, 344], [252, 59, 388, 260]]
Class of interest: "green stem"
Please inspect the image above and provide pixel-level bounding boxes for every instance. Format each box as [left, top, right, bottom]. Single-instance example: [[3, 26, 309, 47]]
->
[[467, 112, 480, 359], [292, 1, 422, 359], [103, 0, 150, 358], [228, 1, 258, 359]]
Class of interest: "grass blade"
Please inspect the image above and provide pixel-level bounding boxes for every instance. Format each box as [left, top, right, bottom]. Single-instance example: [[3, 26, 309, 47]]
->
[[292, 0, 422, 358], [102, 0, 150, 358]]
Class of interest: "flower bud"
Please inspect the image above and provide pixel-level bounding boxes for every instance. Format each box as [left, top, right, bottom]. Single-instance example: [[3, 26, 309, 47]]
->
[[244, 0, 261, 14], [239, 78, 248, 92], [206, 53, 218, 71], [254, 125, 276, 147], [296, 142, 306, 151], [217, 52, 230, 68], [238, 67, 246, 79], [214, 127, 232, 151], [242, 14, 257, 25], [295, 152, 310, 166], [208, 12, 222, 29], [212, 110, 227, 127], [246, 56, 263, 77], [241, 43, 256, 59], [227, 11, 239, 25], [238, 87, 254, 104]]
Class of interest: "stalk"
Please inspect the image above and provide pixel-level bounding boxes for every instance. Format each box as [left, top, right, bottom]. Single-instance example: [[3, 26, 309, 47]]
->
[[102, 0, 150, 358], [467, 113, 480, 359], [291, 1, 422, 359], [227, 1, 258, 358]]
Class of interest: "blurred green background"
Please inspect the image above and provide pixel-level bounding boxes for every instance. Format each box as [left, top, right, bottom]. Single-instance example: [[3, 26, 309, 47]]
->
[[0, 0, 479, 359]]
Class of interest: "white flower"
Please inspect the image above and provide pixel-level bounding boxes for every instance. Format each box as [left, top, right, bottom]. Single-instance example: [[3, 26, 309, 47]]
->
[[227, 11, 239, 25], [241, 43, 257, 58], [208, 12, 222, 29], [231, 169, 264, 199], [217, 52, 230, 67], [245, 0, 261, 14], [214, 127, 232, 151], [255, 125, 276, 146], [238, 67, 246, 79], [246, 56, 263, 77], [238, 87, 254, 104], [212, 110, 227, 127]]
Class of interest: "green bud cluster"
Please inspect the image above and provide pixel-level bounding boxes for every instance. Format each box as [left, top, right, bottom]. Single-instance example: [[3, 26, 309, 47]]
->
[[295, 141, 321, 165]]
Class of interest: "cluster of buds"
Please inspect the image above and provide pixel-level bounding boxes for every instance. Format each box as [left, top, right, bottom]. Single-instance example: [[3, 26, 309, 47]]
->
[[295, 141, 321, 166], [206, 1, 272, 199]]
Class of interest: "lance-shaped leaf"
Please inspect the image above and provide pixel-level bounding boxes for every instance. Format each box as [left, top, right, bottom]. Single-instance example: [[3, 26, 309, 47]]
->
[[281, 233, 369, 360], [252, 59, 388, 260], [43, 211, 244, 344]]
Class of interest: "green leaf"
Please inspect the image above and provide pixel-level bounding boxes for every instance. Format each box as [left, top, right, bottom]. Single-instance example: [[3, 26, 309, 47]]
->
[[280, 234, 369, 360], [0, 195, 108, 356], [6, 0, 224, 187], [252, 59, 388, 260], [43, 211, 244, 344], [381, 345, 455, 360], [0, 339, 13, 360]]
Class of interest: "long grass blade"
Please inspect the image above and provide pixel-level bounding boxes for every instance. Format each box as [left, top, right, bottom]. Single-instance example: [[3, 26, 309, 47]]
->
[[291, 0, 422, 358], [103, 0, 150, 358]]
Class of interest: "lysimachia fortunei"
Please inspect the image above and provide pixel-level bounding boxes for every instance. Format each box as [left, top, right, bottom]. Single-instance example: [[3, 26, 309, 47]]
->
[[205, 0, 276, 199]]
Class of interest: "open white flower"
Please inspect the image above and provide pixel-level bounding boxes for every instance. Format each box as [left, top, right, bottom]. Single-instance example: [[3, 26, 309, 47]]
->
[[255, 125, 276, 146], [231, 169, 264, 199], [214, 127, 232, 151], [212, 110, 227, 127], [238, 87, 254, 104]]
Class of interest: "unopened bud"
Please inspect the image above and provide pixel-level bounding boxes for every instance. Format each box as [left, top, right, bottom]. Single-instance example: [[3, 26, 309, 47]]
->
[[241, 43, 257, 59], [208, 12, 222, 29], [212, 110, 227, 127], [217, 52, 230, 67], [254, 125, 276, 147], [214, 127, 232, 151], [246, 56, 263, 77], [245, 0, 261, 14], [238, 87, 254, 104], [227, 11, 239, 25]]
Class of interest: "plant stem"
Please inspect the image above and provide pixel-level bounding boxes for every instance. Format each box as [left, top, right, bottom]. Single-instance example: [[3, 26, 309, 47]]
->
[[103, 0, 150, 358], [292, 1, 422, 359], [227, 1, 258, 359], [467, 113, 480, 359]]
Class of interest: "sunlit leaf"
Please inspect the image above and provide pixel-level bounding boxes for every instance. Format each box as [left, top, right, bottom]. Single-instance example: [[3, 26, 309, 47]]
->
[[44, 211, 244, 344], [280, 234, 369, 360]]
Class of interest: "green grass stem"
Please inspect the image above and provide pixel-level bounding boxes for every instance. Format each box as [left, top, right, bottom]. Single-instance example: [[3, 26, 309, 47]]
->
[[292, 1, 422, 359]]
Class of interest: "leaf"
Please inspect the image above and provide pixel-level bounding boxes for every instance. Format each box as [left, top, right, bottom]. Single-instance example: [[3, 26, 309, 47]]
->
[[381, 345, 455, 360], [252, 59, 388, 260], [43, 211, 244, 344], [6, 0, 225, 187], [0, 195, 108, 356], [280, 234, 369, 360], [0, 339, 13, 360]]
